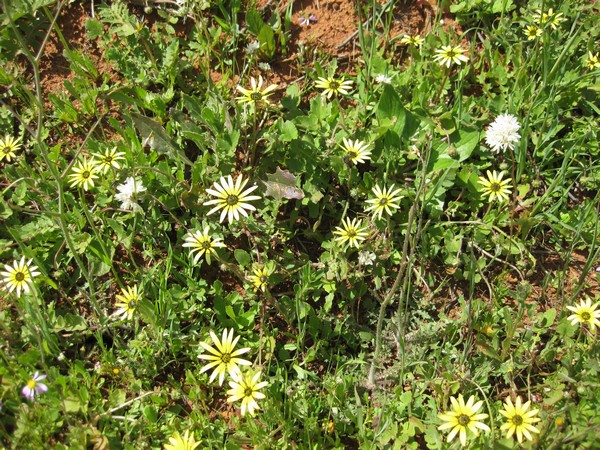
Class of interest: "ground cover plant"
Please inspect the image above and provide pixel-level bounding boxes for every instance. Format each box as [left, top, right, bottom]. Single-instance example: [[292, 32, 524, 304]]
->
[[1, 0, 599, 448]]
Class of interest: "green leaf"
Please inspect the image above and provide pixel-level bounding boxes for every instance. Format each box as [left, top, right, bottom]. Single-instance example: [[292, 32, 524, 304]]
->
[[246, 9, 265, 36], [143, 406, 158, 423], [258, 25, 276, 58], [63, 397, 82, 413], [234, 249, 251, 267], [432, 156, 459, 171], [85, 18, 104, 40], [0, 198, 12, 220], [452, 129, 480, 162], [279, 120, 298, 142], [18, 215, 59, 240], [54, 313, 88, 332], [535, 308, 557, 330], [71, 231, 92, 254], [492, 0, 514, 13], [376, 85, 407, 136]]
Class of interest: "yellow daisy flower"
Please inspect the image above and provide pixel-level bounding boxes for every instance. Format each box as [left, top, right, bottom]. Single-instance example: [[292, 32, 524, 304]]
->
[[585, 51, 600, 69], [183, 227, 226, 265], [314, 76, 353, 99], [203, 174, 261, 224], [524, 25, 542, 40], [434, 45, 469, 68], [247, 264, 273, 292], [566, 298, 600, 332], [92, 147, 126, 174], [438, 394, 490, 447], [364, 184, 403, 220], [164, 430, 201, 450], [227, 370, 268, 416], [1, 257, 41, 297], [0, 135, 22, 162], [400, 35, 424, 46], [478, 170, 512, 203], [499, 396, 541, 444], [341, 138, 373, 165], [69, 158, 99, 191], [113, 285, 141, 321], [333, 217, 369, 249], [198, 329, 252, 386], [236, 76, 278, 106], [533, 8, 564, 29]]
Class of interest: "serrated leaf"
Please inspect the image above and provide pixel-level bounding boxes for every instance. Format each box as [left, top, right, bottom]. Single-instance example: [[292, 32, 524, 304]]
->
[[259, 167, 304, 201], [18, 215, 60, 240], [85, 18, 105, 40], [279, 120, 298, 142], [246, 9, 264, 36]]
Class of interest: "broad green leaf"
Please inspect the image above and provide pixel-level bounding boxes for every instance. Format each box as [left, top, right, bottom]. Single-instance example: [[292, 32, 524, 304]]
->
[[246, 9, 264, 36], [452, 129, 480, 162], [234, 249, 251, 267], [279, 120, 298, 142], [258, 25, 276, 58], [376, 85, 407, 136]]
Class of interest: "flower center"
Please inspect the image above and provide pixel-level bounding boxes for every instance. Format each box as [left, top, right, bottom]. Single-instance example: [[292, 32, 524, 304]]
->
[[128, 300, 136, 309], [379, 197, 389, 206], [15, 271, 26, 282], [491, 183, 501, 192], [244, 387, 254, 397], [226, 195, 239, 206], [259, 275, 268, 283], [201, 241, 212, 250], [104, 156, 114, 163], [347, 229, 357, 238], [347, 150, 358, 160], [458, 414, 470, 426], [329, 80, 340, 90], [448, 49, 458, 58], [221, 353, 231, 364], [27, 379, 37, 389], [82, 170, 91, 179], [2, 146, 10, 153], [512, 415, 524, 426], [581, 311, 591, 321], [250, 92, 262, 101]]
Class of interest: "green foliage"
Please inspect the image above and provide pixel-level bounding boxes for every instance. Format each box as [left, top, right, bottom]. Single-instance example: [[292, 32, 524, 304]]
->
[[0, 0, 599, 448]]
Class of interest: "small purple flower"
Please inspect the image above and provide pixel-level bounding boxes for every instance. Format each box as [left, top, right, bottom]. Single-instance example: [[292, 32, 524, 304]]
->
[[298, 14, 318, 26], [22, 371, 48, 401]]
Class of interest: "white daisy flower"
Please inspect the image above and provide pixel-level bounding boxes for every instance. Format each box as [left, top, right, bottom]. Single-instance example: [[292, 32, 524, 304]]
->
[[485, 114, 521, 153], [115, 177, 146, 212]]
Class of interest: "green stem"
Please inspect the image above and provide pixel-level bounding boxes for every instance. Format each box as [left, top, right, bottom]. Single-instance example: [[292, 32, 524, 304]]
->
[[4, 0, 107, 328], [434, 69, 450, 104]]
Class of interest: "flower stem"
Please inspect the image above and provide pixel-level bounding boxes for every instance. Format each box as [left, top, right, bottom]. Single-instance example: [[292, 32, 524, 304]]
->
[[434, 69, 450, 104]]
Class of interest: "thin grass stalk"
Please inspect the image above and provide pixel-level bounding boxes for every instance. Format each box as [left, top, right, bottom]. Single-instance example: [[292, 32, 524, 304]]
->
[[4, 0, 107, 326], [367, 153, 428, 387]]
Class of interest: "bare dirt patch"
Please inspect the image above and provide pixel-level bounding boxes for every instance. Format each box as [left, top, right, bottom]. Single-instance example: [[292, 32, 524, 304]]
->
[[38, 2, 118, 96]]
